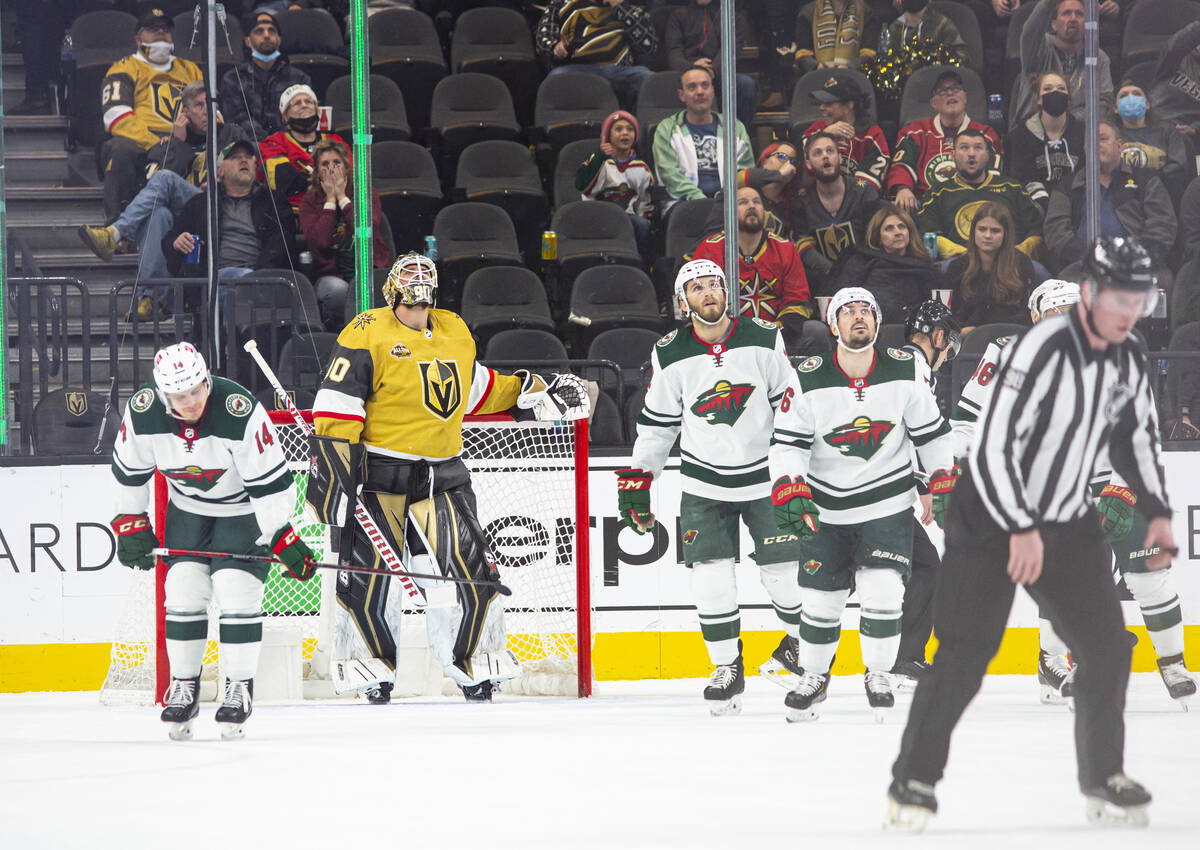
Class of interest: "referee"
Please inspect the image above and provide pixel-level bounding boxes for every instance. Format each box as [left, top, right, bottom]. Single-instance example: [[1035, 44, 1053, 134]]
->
[[885, 236, 1176, 830]]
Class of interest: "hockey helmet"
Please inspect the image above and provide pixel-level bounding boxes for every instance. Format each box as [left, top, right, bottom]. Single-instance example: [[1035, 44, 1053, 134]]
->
[[904, 299, 961, 360], [152, 342, 211, 414], [674, 258, 728, 323], [1081, 236, 1158, 317], [1028, 278, 1080, 321], [826, 286, 881, 350], [382, 252, 437, 309]]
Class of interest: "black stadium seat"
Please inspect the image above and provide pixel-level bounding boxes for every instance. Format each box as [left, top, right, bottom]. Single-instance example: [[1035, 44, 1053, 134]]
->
[[373, 141, 444, 257], [432, 202, 524, 311], [429, 73, 521, 172], [29, 389, 120, 456], [554, 139, 602, 209], [275, 8, 349, 100], [548, 201, 643, 304], [567, 266, 662, 352], [587, 327, 663, 397], [369, 8, 447, 131], [929, 1, 983, 72], [1123, 0, 1200, 71], [173, 10, 241, 81], [483, 329, 569, 362], [461, 266, 556, 350], [451, 6, 541, 124], [534, 73, 620, 151], [69, 10, 138, 149], [790, 68, 877, 136], [455, 140, 548, 258], [326, 74, 411, 143]]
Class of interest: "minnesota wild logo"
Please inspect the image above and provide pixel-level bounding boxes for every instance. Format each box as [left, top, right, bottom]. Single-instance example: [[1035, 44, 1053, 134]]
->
[[690, 380, 755, 425], [824, 416, 894, 460], [162, 465, 226, 491]]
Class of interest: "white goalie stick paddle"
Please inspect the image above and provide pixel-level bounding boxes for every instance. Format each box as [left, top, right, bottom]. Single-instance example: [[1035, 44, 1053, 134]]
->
[[243, 339, 427, 607]]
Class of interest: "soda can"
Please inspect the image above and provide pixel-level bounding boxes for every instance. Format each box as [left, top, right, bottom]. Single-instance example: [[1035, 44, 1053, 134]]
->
[[298, 251, 314, 269], [186, 236, 203, 263], [424, 235, 438, 262], [541, 230, 558, 261], [922, 231, 938, 260]]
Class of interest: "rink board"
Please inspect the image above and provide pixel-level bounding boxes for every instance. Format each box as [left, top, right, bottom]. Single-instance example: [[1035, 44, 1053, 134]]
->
[[2, 455, 1200, 691]]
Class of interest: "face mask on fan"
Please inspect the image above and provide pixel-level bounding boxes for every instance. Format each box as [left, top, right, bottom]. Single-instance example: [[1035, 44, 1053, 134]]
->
[[1040, 90, 1069, 118], [251, 48, 281, 63], [142, 41, 174, 65], [1117, 94, 1147, 123], [287, 113, 319, 133]]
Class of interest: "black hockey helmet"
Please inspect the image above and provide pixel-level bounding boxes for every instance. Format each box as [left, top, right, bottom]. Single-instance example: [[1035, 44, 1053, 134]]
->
[[905, 299, 962, 360], [1081, 236, 1158, 317]]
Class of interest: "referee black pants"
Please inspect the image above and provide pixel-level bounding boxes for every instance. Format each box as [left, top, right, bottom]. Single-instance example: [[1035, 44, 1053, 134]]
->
[[892, 470, 1132, 791], [897, 522, 939, 663]]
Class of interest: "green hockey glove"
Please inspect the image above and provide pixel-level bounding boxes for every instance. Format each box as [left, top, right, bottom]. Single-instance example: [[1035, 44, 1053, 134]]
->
[[1097, 484, 1137, 543], [111, 513, 158, 569], [616, 468, 655, 534], [272, 525, 316, 581], [928, 465, 961, 529], [771, 476, 820, 539]]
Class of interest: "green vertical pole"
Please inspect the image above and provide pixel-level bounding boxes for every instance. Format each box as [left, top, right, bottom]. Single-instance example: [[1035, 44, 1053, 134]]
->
[[348, 0, 374, 314], [0, 32, 10, 454]]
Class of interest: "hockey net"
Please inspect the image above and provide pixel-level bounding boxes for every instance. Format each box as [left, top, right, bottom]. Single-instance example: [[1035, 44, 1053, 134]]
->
[[99, 411, 592, 705]]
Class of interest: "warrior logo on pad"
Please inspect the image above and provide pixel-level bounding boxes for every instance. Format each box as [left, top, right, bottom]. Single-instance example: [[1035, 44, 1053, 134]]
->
[[690, 380, 755, 426], [824, 417, 894, 460], [162, 465, 226, 491]]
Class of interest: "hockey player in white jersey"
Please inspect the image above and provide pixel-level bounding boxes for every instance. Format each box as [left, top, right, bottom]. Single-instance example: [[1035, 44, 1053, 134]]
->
[[951, 280, 1196, 707], [770, 287, 958, 720], [111, 342, 315, 740], [618, 260, 805, 715]]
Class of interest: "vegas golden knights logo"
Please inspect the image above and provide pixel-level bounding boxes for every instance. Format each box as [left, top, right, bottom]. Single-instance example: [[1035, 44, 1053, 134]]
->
[[816, 222, 855, 260], [64, 392, 88, 417], [419, 359, 462, 421]]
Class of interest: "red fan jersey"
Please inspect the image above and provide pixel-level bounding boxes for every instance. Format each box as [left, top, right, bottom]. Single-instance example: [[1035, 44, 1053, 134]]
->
[[886, 115, 1003, 198], [802, 121, 891, 190], [259, 130, 351, 211], [691, 232, 812, 322]]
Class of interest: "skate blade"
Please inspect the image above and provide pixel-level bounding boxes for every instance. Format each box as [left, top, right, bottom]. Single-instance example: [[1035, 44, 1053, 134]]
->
[[873, 707, 890, 724], [890, 675, 918, 691], [758, 659, 801, 691], [219, 722, 246, 741], [884, 799, 932, 832], [785, 706, 819, 723], [1085, 798, 1149, 828], [166, 720, 194, 742], [1040, 685, 1069, 705], [708, 695, 742, 717], [1176, 696, 1191, 712]]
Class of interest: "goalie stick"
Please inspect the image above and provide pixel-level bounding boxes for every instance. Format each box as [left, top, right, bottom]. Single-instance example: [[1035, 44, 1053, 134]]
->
[[243, 339, 427, 606]]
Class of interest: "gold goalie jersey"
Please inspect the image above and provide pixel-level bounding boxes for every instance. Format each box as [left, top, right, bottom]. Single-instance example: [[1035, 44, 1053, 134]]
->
[[102, 53, 204, 149], [312, 308, 523, 460]]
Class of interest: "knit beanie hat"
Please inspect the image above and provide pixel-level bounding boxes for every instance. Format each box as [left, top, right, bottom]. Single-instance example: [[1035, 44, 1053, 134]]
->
[[601, 110, 639, 145]]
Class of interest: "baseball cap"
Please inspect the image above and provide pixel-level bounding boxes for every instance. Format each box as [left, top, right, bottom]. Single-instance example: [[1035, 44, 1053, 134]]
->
[[809, 76, 860, 104], [217, 139, 258, 166], [930, 69, 964, 97], [245, 7, 281, 34], [137, 6, 174, 31]]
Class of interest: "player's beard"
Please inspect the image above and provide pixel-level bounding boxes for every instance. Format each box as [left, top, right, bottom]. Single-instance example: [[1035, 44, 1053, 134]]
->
[[691, 295, 727, 324]]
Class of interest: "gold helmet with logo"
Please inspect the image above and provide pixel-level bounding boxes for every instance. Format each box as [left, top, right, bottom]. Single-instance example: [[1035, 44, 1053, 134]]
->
[[382, 252, 437, 308]]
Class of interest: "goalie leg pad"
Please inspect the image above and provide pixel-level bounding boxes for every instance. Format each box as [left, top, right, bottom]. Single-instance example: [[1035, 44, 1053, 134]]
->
[[306, 434, 367, 527]]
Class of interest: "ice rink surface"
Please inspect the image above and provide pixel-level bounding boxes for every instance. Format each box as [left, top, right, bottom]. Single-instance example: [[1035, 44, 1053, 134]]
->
[[2, 673, 1197, 850]]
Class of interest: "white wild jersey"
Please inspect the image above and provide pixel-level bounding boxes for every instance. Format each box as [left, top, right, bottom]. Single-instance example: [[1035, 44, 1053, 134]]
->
[[949, 336, 1012, 458], [633, 318, 795, 501], [111, 377, 297, 542], [770, 346, 954, 524]]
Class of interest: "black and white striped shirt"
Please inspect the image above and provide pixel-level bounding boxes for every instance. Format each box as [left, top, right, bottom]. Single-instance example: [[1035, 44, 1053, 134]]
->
[[969, 308, 1170, 533]]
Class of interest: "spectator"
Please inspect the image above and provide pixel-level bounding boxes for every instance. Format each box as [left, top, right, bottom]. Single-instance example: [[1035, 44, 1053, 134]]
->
[[653, 67, 753, 212], [691, 186, 813, 323], [941, 201, 1043, 330], [1044, 120, 1177, 270], [887, 69, 1003, 213], [1012, 0, 1113, 124], [260, 84, 351, 213], [665, 0, 757, 129], [1005, 70, 1082, 209], [747, 141, 804, 239], [825, 203, 939, 322], [219, 7, 313, 140], [794, 131, 882, 291], [883, 0, 967, 64], [147, 81, 247, 187], [1114, 79, 1189, 191], [801, 76, 890, 190], [794, 0, 880, 73], [298, 138, 391, 330], [918, 128, 1044, 258], [1180, 177, 1200, 265], [100, 7, 204, 222], [1151, 21, 1200, 139], [536, 0, 657, 112], [576, 110, 655, 259]]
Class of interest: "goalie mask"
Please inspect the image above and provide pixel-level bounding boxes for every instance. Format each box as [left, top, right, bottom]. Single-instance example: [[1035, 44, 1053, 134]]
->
[[152, 341, 212, 419], [674, 259, 729, 324], [382, 252, 438, 309], [826, 287, 881, 351], [1028, 278, 1080, 321]]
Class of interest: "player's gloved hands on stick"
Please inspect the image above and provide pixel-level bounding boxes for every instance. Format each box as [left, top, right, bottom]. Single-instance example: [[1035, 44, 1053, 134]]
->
[[111, 513, 158, 569], [272, 525, 317, 581], [928, 465, 960, 529], [1097, 483, 1136, 543], [771, 476, 820, 539], [616, 468, 655, 534]]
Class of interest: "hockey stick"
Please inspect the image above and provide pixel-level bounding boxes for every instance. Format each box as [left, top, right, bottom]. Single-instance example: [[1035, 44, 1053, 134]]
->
[[149, 547, 512, 595], [243, 339, 427, 606]]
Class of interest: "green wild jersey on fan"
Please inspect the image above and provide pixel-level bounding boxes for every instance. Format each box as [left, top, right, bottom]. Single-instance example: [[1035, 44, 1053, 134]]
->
[[632, 318, 796, 501], [770, 346, 953, 524]]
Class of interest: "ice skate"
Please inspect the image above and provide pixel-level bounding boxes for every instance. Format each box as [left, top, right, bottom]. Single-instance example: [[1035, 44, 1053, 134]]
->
[[160, 675, 200, 741], [1038, 650, 1075, 705], [889, 659, 930, 690], [215, 678, 253, 740], [1156, 653, 1196, 709], [784, 671, 830, 722], [884, 778, 937, 832], [461, 680, 494, 702], [364, 681, 393, 705], [1083, 773, 1151, 827], [758, 635, 804, 689], [864, 670, 894, 721], [703, 654, 745, 716]]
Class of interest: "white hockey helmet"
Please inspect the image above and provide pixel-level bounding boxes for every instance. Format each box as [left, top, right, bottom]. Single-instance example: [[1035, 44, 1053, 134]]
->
[[826, 286, 881, 350], [382, 251, 437, 309], [674, 258, 728, 323], [1028, 278, 1080, 321], [152, 342, 212, 412]]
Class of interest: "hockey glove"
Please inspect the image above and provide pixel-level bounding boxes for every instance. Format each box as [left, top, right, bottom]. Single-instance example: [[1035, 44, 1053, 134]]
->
[[771, 477, 820, 539], [1097, 484, 1137, 543], [111, 513, 158, 570], [928, 465, 960, 529], [272, 525, 317, 581], [516, 371, 591, 421], [616, 468, 655, 534]]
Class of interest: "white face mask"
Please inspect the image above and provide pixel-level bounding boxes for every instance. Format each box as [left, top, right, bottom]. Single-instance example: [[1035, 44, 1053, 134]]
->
[[143, 41, 174, 65]]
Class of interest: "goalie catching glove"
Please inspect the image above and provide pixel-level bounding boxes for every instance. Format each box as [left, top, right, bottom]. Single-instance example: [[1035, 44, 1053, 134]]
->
[[1097, 484, 1137, 543], [515, 370, 590, 421], [771, 477, 820, 539], [928, 465, 960, 529], [111, 513, 158, 569], [615, 468, 655, 534], [272, 525, 317, 581]]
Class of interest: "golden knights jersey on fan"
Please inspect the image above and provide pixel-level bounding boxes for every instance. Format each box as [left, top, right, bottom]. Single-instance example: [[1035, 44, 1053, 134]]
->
[[312, 307, 524, 457], [770, 347, 953, 524], [632, 317, 795, 502], [102, 53, 204, 149], [111, 376, 296, 534]]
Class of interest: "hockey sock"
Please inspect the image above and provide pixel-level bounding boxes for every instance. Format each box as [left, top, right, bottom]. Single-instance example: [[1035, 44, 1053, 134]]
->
[[1124, 570, 1185, 658], [692, 559, 740, 665], [856, 568, 904, 672], [1039, 616, 1070, 657], [759, 560, 803, 639], [798, 587, 850, 673], [164, 610, 207, 678], [217, 612, 265, 680]]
